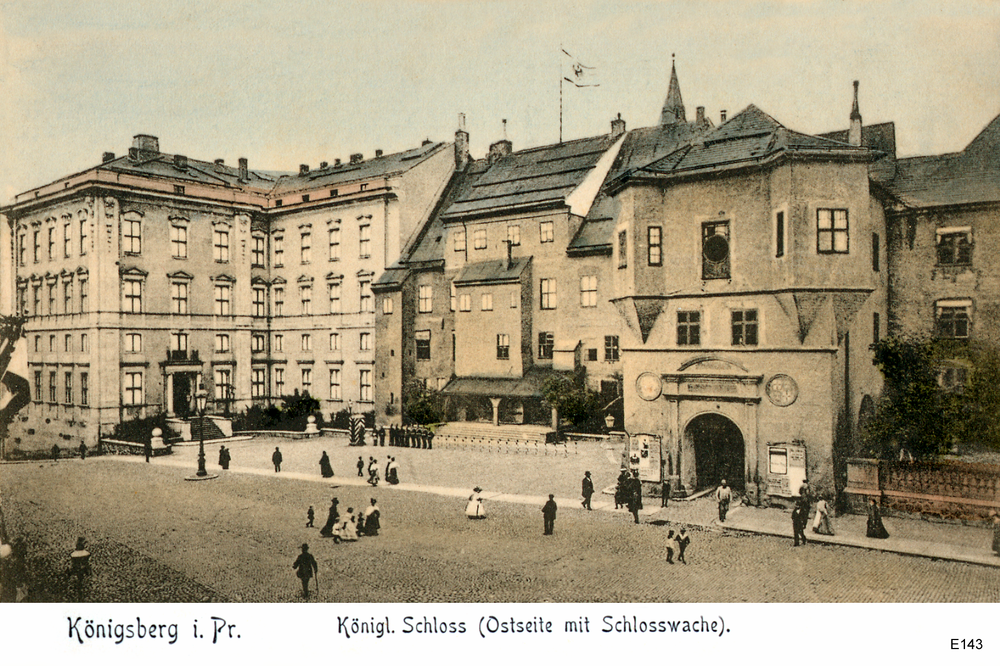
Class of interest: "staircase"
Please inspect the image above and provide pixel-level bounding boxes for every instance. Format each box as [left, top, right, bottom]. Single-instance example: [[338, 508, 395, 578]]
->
[[189, 417, 226, 442]]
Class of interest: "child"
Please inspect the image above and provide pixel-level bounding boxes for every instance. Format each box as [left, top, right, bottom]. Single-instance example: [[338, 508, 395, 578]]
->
[[306, 506, 315, 528], [676, 527, 690, 564], [665, 529, 675, 564]]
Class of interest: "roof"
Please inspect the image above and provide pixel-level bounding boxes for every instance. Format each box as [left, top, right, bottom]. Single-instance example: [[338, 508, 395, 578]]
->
[[101, 154, 281, 192], [453, 257, 530, 285], [818, 121, 898, 183], [440, 367, 561, 398]]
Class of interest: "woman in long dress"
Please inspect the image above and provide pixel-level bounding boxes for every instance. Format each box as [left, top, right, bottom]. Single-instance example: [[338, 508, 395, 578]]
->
[[465, 487, 486, 519], [319, 498, 339, 537], [812, 498, 835, 535], [990, 511, 1000, 556], [319, 451, 334, 478], [866, 498, 889, 539], [333, 508, 358, 542]]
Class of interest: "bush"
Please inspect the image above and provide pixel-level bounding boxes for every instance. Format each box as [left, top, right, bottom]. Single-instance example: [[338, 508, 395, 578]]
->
[[541, 367, 602, 431], [110, 413, 169, 443], [403, 380, 443, 425], [231, 392, 325, 432]]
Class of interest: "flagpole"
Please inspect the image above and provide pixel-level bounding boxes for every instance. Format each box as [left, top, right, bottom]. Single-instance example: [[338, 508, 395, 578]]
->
[[559, 46, 563, 144]]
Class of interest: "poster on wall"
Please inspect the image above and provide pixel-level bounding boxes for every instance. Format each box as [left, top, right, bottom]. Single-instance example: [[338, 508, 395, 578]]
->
[[766, 442, 807, 497], [628, 433, 661, 482]]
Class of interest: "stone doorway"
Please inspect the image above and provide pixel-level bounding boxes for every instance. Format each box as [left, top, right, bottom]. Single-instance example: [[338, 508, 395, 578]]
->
[[687, 412, 745, 491], [172, 373, 193, 418]]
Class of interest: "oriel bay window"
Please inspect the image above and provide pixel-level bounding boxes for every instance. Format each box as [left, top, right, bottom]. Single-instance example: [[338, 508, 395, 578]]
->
[[817, 208, 849, 254]]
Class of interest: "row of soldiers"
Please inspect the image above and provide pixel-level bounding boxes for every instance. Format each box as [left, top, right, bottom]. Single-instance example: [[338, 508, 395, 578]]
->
[[371, 425, 434, 449]]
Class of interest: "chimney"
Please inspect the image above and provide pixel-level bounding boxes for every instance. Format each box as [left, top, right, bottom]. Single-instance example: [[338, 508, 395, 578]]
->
[[488, 119, 512, 165], [299, 164, 310, 175], [375, 149, 383, 158], [421, 139, 432, 146], [696, 106, 705, 124], [720, 110, 727, 123], [132, 134, 159, 156], [334, 158, 342, 167], [455, 112, 470, 169], [505, 239, 513, 270], [215, 159, 225, 166], [849, 80, 863, 147], [239, 157, 249, 181], [320, 161, 328, 169], [174, 154, 188, 171], [102, 152, 115, 163], [128, 147, 139, 161], [611, 113, 626, 138], [350, 153, 363, 164]]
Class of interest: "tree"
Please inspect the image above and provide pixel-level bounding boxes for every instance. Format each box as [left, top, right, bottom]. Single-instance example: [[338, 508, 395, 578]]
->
[[402, 380, 442, 425], [541, 368, 602, 430], [954, 342, 1000, 451]]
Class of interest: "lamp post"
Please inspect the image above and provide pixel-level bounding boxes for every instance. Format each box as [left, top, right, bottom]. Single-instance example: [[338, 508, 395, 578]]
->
[[195, 388, 208, 477], [604, 413, 615, 432]]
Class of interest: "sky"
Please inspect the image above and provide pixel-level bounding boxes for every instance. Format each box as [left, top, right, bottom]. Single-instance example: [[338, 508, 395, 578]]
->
[[1, 0, 998, 202]]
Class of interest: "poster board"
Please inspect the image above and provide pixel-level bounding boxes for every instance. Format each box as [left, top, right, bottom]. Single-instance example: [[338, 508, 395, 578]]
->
[[766, 442, 807, 497], [627, 433, 661, 482]]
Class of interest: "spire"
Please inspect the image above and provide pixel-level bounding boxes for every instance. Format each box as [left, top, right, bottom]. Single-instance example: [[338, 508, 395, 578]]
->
[[660, 55, 686, 126], [850, 80, 862, 121], [848, 80, 863, 146]]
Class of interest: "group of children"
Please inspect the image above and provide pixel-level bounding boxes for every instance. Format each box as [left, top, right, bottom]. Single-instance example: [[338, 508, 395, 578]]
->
[[664, 527, 691, 564], [306, 497, 382, 543]]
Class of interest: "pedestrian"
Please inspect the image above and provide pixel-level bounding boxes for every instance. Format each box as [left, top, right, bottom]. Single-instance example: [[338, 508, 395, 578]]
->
[[466, 486, 486, 519], [614, 468, 629, 509], [292, 543, 318, 599], [866, 498, 889, 539], [386, 457, 399, 485], [378, 426, 386, 447], [144, 439, 152, 463], [356, 456, 365, 477], [665, 529, 675, 563], [220, 446, 231, 470], [319, 451, 334, 478], [542, 494, 557, 535], [716, 479, 732, 522], [812, 498, 835, 536], [272, 447, 283, 473], [676, 527, 690, 563], [792, 504, 807, 546], [363, 498, 381, 536], [661, 478, 671, 508], [306, 506, 315, 528], [333, 508, 358, 542], [581, 471, 594, 510], [51, 444, 59, 462], [626, 471, 643, 524], [358, 420, 366, 447], [367, 457, 380, 486], [990, 511, 1000, 557], [320, 498, 340, 538], [78, 442, 87, 460]]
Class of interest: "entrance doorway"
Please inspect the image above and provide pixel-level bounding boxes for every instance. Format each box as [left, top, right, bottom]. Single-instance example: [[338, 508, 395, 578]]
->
[[687, 413, 745, 491], [172, 373, 193, 418]]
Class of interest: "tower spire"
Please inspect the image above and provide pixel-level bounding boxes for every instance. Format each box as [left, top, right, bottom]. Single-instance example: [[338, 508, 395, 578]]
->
[[660, 54, 686, 126]]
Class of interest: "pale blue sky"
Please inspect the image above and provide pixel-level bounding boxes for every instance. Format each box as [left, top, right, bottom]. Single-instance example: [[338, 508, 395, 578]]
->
[[1, 0, 998, 201]]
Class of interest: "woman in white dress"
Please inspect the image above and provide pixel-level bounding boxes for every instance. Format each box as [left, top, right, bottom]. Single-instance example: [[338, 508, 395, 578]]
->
[[465, 487, 486, 519], [812, 498, 835, 535]]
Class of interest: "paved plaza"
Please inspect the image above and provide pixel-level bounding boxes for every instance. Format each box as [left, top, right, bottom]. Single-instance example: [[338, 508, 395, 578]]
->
[[1, 434, 999, 602]]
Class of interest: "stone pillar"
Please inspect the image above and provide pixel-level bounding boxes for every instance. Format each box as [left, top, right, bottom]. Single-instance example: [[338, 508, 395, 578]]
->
[[165, 373, 174, 417], [150, 427, 164, 452], [490, 397, 502, 427], [551, 406, 559, 430], [305, 414, 319, 436]]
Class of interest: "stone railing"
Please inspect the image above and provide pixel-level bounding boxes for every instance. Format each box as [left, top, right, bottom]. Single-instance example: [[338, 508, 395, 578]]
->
[[99, 437, 172, 457], [844, 457, 1000, 521]]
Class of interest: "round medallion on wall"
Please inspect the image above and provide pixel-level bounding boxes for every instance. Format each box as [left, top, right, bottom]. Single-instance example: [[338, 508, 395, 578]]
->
[[766, 374, 799, 407], [636, 372, 663, 401]]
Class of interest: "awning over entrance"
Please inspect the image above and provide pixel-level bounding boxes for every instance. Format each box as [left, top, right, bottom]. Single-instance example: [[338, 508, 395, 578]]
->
[[440, 367, 562, 398]]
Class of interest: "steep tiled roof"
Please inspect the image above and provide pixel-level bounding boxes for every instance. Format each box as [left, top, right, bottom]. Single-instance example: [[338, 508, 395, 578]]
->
[[102, 154, 282, 191], [453, 257, 530, 285]]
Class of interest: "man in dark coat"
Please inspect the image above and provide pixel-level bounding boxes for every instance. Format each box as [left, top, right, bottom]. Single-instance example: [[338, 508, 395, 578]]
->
[[292, 543, 318, 598], [661, 479, 671, 508], [79, 442, 87, 460], [792, 481, 811, 546], [614, 468, 629, 509], [356, 456, 364, 477], [319, 498, 340, 537], [626, 472, 643, 524], [581, 471, 594, 510], [272, 447, 283, 472], [542, 494, 557, 535], [51, 444, 59, 461]]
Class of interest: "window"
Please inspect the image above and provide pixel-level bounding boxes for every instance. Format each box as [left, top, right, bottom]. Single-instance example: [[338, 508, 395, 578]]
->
[[47, 284, 55, 314], [507, 224, 521, 246], [604, 335, 620, 362], [872, 233, 880, 272], [123, 280, 142, 313], [330, 189, 338, 197], [775, 211, 785, 258], [79, 218, 87, 255], [302, 194, 310, 203], [252, 369, 266, 398], [214, 284, 231, 315], [31, 286, 40, 316], [170, 332, 188, 352], [936, 302, 970, 339], [253, 288, 266, 317], [63, 281, 73, 314], [497, 334, 510, 359], [125, 333, 142, 353], [360, 281, 372, 312], [328, 227, 341, 261], [587, 348, 598, 362], [873, 312, 880, 346], [415, 330, 431, 360], [80, 372, 88, 406], [32, 229, 40, 264], [171, 282, 188, 314], [817, 208, 849, 254], [481, 293, 493, 311], [540, 278, 557, 310], [301, 334, 312, 351], [702, 221, 730, 279], [300, 285, 312, 315], [49, 335, 55, 352], [252, 334, 265, 352], [473, 228, 487, 250], [677, 311, 701, 345], [359, 224, 371, 259], [64, 334, 71, 352], [124, 219, 141, 254], [174, 185, 185, 195], [252, 236, 265, 266], [80, 333, 88, 352], [938, 366, 969, 391], [936, 231, 973, 266], [540, 221, 554, 243], [63, 221, 72, 258], [16, 285, 25, 317], [48, 371, 57, 402], [17, 232, 25, 266], [301, 368, 313, 392], [213, 228, 230, 262], [275, 367, 285, 395], [618, 230, 628, 268], [538, 332, 554, 360], [731, 309, 759, 346], [510, 291, 518, 308], [273, 287, 284, 316], [328, 283, 341, 314], [300, 231, 311, 264], [360, 332, 371, 351], [382, 296, 394, 314], [273, 236, 284, 266], [329, 332, 340, 351], [215, 334, 230, 352], [47, 226, 55, 260], [214, 368, 232, 401], [359, 369, 372, 401], [274, 334, 284, 352], [454, 229, 466, 252], [123, 371, 143, 405], [171, 225, 188, 258], [450, 282, 457, 311], [79, 278, 88, 313], [64, 371, 73, 403], [33, 371, 41, 402], [329, 368, 341, 400], [418, 285, 433, 313], [648, 226, 662, 266], [580, 276, 597, 307], [459, 294, 471, 311]]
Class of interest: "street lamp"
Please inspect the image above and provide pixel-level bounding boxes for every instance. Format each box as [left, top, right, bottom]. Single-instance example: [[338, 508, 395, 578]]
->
[[604, 413, 615, 431], [195, 388, 208, 477]]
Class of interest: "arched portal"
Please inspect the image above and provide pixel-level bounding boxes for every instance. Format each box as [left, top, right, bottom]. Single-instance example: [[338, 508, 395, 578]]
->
[[686, 413, 745, 491]]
